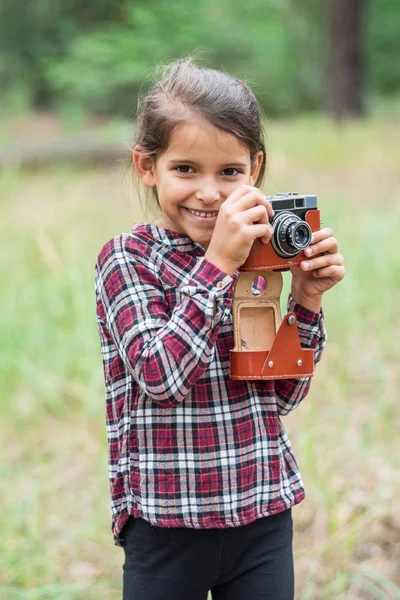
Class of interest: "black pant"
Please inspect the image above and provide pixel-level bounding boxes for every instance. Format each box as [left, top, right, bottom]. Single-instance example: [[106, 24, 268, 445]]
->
[[122, 509, 294, 600]]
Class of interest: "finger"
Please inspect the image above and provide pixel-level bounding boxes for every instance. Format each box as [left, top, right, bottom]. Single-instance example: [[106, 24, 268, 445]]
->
[[233, 205, 273, 244], [234, 190, 274, 218], [242, 204, 269, 224], [312, 265, 346, 280], [244, 223, 273, 243], [225, 184, 274, 217], [310, 227, 334, 244], [225, 184, 255, 205], [304, 236, 339, 257], [243, 205, 274, 243], [300, 252, 344, 271]]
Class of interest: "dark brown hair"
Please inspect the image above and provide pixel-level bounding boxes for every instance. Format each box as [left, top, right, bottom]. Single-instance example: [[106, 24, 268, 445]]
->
[[133, 57, 267, 206]]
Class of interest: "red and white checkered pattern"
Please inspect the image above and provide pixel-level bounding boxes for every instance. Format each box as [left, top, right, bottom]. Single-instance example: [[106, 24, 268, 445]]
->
[[95, 223, 327, 545]]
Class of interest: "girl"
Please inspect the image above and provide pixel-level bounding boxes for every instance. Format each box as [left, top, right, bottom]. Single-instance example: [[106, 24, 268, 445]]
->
[[95, 58, 345, 600]]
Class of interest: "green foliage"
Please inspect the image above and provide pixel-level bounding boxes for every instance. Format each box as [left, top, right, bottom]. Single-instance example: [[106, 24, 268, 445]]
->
[[0, 0, 399, 116], [45, 0, 326, 116], [0, 0, 119, 107]]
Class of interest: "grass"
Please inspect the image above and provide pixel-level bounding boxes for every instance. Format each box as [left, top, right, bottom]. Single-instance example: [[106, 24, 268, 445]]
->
[[1, 115, 400, 599]]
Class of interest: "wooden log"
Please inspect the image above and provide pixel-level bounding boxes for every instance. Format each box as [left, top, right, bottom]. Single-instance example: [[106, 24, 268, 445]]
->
[[0, 130, 131, 169]]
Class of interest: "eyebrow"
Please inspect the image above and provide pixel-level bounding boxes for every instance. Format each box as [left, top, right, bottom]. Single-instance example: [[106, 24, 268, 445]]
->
[[168, 159, 248, 167]]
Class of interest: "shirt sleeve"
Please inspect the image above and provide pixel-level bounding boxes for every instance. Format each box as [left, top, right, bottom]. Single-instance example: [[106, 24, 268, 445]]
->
[[274, 294, 327, 415], [95, 234, 234, 406]]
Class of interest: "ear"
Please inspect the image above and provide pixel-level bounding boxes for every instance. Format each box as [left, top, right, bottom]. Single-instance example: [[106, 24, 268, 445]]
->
[[249, 151, 265, 185], [133, 146, 156, 188]]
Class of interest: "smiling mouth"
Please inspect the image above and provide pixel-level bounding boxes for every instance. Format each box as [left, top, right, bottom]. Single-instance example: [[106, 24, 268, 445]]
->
[[185, 208, 219, 219]]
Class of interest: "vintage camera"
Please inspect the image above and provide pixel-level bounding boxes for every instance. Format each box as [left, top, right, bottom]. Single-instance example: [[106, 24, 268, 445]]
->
[[240, 192, 320, 272], [269, 193, 317, 258]]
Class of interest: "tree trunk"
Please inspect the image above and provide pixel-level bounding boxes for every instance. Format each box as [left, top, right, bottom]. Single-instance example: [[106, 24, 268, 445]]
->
[[326, 0, 364, 119]]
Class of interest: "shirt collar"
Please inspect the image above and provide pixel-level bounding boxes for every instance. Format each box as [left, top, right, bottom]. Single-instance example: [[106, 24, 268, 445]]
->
[[132, 223, 206, 254]]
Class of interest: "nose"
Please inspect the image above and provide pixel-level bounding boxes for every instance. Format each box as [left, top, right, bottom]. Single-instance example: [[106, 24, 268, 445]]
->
[[195, 189, 221, 204]]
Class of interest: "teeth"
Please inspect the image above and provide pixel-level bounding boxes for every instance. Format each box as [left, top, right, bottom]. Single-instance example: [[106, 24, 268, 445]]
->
[[187, 209, 218, 218]]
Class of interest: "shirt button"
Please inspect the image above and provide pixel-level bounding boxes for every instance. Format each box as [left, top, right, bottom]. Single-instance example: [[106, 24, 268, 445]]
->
[[216, 281, 224, 289]]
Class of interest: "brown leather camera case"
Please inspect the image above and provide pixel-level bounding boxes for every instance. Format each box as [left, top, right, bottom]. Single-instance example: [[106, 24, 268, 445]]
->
[[230, 209, 320, 380]]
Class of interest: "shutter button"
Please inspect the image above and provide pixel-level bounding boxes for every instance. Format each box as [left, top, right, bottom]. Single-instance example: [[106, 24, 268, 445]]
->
[[216, 281, 224, 289]]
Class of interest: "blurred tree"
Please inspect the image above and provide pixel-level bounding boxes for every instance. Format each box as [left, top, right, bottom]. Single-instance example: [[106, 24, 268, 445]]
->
[[0, 0, 123, 109], [326, 0, 365, 118]]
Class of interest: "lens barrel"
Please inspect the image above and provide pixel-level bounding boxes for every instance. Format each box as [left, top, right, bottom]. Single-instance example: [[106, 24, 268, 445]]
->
[[270, 212, 312, 258]]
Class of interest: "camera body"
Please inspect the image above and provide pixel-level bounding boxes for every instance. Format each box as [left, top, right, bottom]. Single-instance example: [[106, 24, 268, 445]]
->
[[240, 192, 320, 271]]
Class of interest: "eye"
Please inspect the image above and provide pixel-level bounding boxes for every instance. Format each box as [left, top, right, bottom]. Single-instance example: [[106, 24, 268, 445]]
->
[[175, 165, 194, 174], [221, 168, 242, 176]]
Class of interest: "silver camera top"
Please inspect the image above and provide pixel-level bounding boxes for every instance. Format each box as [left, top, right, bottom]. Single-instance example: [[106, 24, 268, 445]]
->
[[267, 192, 317, 211]]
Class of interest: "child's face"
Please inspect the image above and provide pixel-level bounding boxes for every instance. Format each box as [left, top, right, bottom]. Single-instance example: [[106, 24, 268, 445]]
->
[[137, 116, 263, 249]]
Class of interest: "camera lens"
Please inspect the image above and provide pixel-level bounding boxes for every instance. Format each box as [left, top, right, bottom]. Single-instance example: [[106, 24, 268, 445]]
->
[[270, 212, 312, 258], [288, 222, 312, 250]]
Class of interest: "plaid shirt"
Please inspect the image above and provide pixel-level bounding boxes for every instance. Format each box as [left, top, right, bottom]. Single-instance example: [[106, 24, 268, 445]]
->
[[95, 223, 327, 545]]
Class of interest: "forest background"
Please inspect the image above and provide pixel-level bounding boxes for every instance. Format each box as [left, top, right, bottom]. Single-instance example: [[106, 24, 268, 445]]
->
[[1, 0, 399, 117], [1, 1, 399, 599]]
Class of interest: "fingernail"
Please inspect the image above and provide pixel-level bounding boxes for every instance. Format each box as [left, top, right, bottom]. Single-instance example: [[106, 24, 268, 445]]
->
[[304, 248, 312, 256], [302, 262, 309, 270]]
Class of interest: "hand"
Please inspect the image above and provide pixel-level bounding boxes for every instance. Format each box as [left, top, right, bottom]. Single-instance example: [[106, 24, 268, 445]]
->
[[290, 227, 345, 312], [205, 185, 274, 275]]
